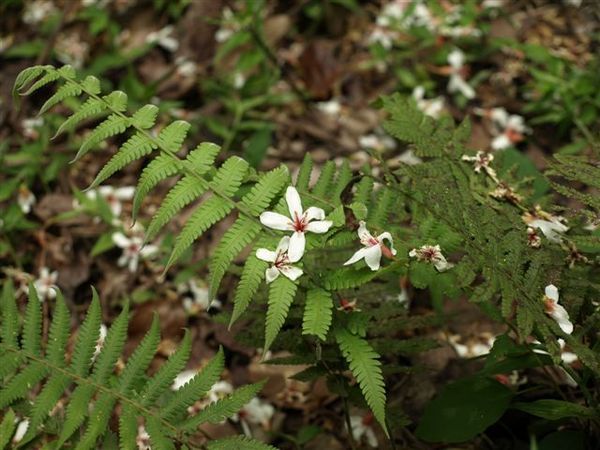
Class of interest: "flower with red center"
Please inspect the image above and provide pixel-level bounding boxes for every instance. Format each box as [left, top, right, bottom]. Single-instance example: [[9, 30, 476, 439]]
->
[[543, 284, 573, 335], [409, 244, 453, 272], [256, 236, 303, 283], [32, 267, 58, 301], [86, 185, 135, 217], [344, 221, 396, 271], [337, 298, 360, 312], [112, 232, 158, 272], [527, 226, 541, 248], [522, 207, 568, 243], [259, 186, 333, 261], [17, 185, 36, 214], [461, 151, 498, 182]]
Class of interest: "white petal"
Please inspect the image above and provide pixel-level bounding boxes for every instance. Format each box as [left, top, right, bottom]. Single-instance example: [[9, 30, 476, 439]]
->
[[492, 134, 511, 150], [304, 206, 326, 222], [117, 254, 128, 267], [408, 249, 417, 257], [285, 186, 303, 218], [305, 220, 332, 234], [365, 428, 379, 448], [256, 248, 277, 263], [260, 212, 293, 231], [140, 245, 158, 258], [109, 201, 122, 217], [275, 236, 290, 254], [128, 256, 139, 273], [98, 186, 114, 196], [265, 267, 280, 283], [433, 256, 453, 272], [364, 245, 383, 271], [279, 265, 303, 281], [112, 232, 130, 248], [288, 232, 305, 262], [344, 247, 369, 266], [545, 284, 559, 302], [115, 186, 135, 200], [358, 221, 375, 243], [377, 232, 397, 255], [531, 220, 568, 242], [551, 304, 573, 334]]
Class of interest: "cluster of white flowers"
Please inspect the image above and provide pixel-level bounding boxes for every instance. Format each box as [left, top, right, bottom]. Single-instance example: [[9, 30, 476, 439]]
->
[[257, 187, 332, 283]]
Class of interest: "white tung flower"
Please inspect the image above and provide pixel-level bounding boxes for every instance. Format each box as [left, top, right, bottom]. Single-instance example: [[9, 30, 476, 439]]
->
[[349, 414, 378, 448], [86, 186, 135, 217], [21, 117, 44, 139], [146, 25, 178, 52], [316, 99, 342, 116], [256, 236, 303, 283], [234, 397, 275, 436], [344, 221, 396, 271], [136, 425, 151, 450], [33, 267, 58, 300], [207, 380, 234, 403], [259, 186, 332, 261], [17, 185, 36, 214], [447, 49, 475, 99], [523, 208, 568, 243], [543, 284, 573, 335], [112, 232, 158, 273], [412, 86, 445, 119], [409, 245, 453, 272], [359, 133, 396, 152], [23, 0, 56, 25]]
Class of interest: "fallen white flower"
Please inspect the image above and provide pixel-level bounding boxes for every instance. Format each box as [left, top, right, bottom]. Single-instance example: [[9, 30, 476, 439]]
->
[[543, 284, 573, 335], [344, 221, 396, 271]]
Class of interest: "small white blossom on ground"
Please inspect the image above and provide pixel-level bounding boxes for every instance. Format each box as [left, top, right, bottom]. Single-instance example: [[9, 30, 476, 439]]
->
[[136, 425, 151, 450], [316, 99, 342, 116], [215, 7, 237, 42], [494, 370, 527, 387], [256, 236, 303, 283], [233, 397, 275, 436], [409, 245, 453, 272], [367, 27, 396, 49], [337, 298, 360, 312], [171, 369, 197, 390], [344, 221, 396, 271], [17, 185, 36, 214], [412, 86, 445, 119], [260, 186, 332, 261], [21, 117, 44, 140], [522, 207, 569, 243], [207, 380, 234, 403], [543, 284, 573, 335], [12, 418, 29, 444], [146, 25, 178, 52], [393, 149, 423, 166], [112, 232, 159, 273], [448, 332, 495, 358], [86, 185, 135, 217], [482, 0, 504, 8], [461, 151, 498, 182], [486, 108, 528, 151], [349, 413, 378, 448], [178, 279, 221, 313], [55, 32, 89, 69], [175, 56, 198, 78], [233, 72, 246, 89], [23, 0, 56, 25], [447, 49, 475, 99], [33, 267, 58, 301]]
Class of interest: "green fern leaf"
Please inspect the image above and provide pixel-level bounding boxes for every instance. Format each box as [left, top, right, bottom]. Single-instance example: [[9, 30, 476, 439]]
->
[[209, 216, 262, 301], [131, 104, 159, 129], [22, 284, 42, 356], [13, 65, 48, 97], [230, 247, 269, 327], [1, 280, 19, 347], [46, 291, 71, 365], [185, 142, 221, 173], [312, 161, 336, 198], [161, 347, 225, 421], [145, 415, 175, 450], [241, 165, 289, 215], [264, 276, 298, 352], [38, 80, 82, 115], [166, 196, 233, 270], [367, 187, 393, 228], [0, 409, 16, 449], [302, 288, 333, 341], [89, 132, 157, 189], [295, 153, 313, 191], [210, 156, 249, 196], [336, 329, 387, 434], [332, 160, 352, 200], [118, 403, 138, 450], [69, 288, 102, 376], [353, 177, 374, 205], [132, 154, 181, 221], [104, 90, 129, 111], [92, 303, 130, 382], [158, 120, 190, 152], [0, 362, 47, 409], [52, 96, 107, 139], [181, 381, 266, 430], [207, 436, 277, 450], [20, 68, 60, 96], [145, 175, 207, 241], [73, 113, 131, 162]]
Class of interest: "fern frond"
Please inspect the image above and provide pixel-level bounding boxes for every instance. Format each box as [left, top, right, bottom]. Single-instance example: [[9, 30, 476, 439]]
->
[[22, 284, 42, 356], [241, 166, 289, 216], [0, 409, 16, 449], [209, 216, 262, 300], [206, 435, 277, 450], [38, 80, 83, 115], [336, 328, 387, 434], [209, 156, 250, 196], [74, 113, 131, 161], [132, 154, 182, 220], [52, 96, 107, 138], [131, 104, 159, 129], [185, 142, 222, 173], [302, 288, 333, 341], [264, 276, 298, 352], [295, 153, 313, 191], [311, 161, 336, 198], [1, 280, 19, 347], [230, 247, 270, 327], [145, 414, 175, 450], [158, 120, 191, 152]]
